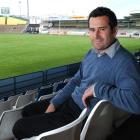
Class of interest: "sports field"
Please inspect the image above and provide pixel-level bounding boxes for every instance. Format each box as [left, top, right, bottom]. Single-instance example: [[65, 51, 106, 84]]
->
[[0, 34, 140, 79]]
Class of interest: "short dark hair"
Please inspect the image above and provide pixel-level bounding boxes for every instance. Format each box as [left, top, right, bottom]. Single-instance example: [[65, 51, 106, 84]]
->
[[88, 7, 117, 29]]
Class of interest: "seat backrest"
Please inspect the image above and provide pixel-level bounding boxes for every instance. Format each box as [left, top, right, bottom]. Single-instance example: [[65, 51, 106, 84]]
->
[[0, 98, 4, 102], [37, 85, 53, 100], [8, 93, 23, 106], [53, 81, 66, 92], [0, 107, 23, 140], [35, 108, 87, 140], [80, 100, 115, 140], [25, 89, 38, 95], [38, 92, 57, 101], [63, 78, 71, 83], [56, 82, 67, 92], [0, 100, 12, 116], [15, 92, 35, 108]]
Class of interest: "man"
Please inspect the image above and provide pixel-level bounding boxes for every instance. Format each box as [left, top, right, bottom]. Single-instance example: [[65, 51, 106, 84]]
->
[[13, 7, 140, 139]]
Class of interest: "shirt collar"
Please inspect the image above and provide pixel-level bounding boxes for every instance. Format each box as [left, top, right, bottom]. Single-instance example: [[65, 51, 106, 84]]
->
[[93, 40, 120, 58]]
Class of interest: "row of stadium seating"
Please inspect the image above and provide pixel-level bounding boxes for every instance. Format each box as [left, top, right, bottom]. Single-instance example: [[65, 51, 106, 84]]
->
[[0, 88, 117, 140], [37, 78, 69, 100], [0, 24, 27, 33], [0, 89, 36, 116], [0, 78, 68, 139], [0, 76, 74, 139], [0, 77, 70, 115]]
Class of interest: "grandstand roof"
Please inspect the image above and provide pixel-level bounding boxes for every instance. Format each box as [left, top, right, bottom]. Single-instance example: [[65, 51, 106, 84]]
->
[[0, 16, 28, 25], [130, 13, 140, 18]]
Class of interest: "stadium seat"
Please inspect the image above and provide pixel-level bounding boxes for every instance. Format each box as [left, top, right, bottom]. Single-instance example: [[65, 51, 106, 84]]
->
[[15, 92, 36, 108], [53, 81, 67, 92], [36, 84, 53, 100], [0, 100, 12, 116], [63, 78, 71, 83], [0, 98, 4, 102], [25, 89, 38, 95], [8, 93, 23, 107], [80, 100, 130, 140], [0, 107, 23, 140], [80, 100, 115, 140], [38, 92, 57, 101], [22, 108, 87, 140]]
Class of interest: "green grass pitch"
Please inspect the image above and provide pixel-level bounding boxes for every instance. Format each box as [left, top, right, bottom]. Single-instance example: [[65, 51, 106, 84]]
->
[[0, 34, 140, 79]]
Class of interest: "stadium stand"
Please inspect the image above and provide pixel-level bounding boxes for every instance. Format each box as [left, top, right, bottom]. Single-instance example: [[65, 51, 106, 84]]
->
[[0, 16, 27, 25], [40, 12, 140, 36], [0, 16, 28, 33], [25, 24, 40, 34], [0, 24, 27, 33]]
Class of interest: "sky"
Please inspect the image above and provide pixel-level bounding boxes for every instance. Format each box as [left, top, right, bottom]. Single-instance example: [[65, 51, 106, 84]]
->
[[0, 0, 140, 19]]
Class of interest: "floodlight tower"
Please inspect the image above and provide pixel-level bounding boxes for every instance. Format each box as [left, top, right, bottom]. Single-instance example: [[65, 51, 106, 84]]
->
[[59, 17, 61, 33], [27, 0, 29, 19], [18, 1, 21, 17]]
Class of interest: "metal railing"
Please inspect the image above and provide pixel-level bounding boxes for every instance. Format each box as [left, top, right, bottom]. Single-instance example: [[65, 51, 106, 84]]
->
[[0, 62, 81, 100]]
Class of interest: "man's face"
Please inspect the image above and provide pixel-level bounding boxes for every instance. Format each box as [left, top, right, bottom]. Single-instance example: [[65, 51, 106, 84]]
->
[[88, 16, 117, 51]]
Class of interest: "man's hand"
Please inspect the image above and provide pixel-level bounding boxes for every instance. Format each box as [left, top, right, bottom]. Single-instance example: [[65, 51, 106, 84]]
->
[[82, 86, 94, 107], [45, 103, 56, 113]]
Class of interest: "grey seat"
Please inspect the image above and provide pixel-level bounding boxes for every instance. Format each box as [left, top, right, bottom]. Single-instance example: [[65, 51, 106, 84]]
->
[[53, 81, 64, 92], [0, 107, 23, 140], [38, 92, 57, 101], [0, 98, 4, 102], [25, 89, 38, 96], [80, 100, 130, 140], [37, 84, 53, 100], [0, 100, 12, 116], [15, 92, 36, 108], [8, 93, 23, 106], [80, 100, 115, 140]]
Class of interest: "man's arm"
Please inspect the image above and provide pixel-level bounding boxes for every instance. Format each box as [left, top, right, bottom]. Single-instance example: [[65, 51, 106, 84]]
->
[[94, 61, 140, 114], [50, 64, 83, 108]]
